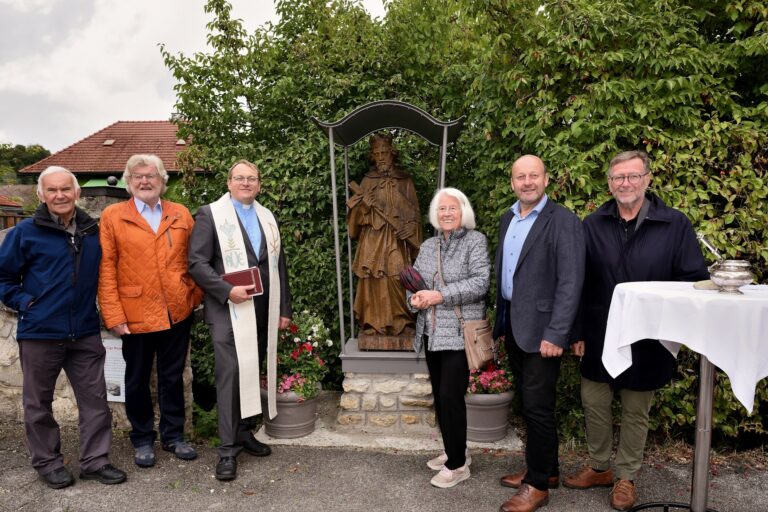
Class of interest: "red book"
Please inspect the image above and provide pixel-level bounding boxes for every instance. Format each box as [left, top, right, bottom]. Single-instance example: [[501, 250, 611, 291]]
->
[[222, 267, 263, 296]]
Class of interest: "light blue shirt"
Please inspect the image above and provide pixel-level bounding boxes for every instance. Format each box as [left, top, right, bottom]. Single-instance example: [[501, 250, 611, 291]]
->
[[501, 194, 548, 301], [232, 199, 262, 257], [134, 197, 162, 234]]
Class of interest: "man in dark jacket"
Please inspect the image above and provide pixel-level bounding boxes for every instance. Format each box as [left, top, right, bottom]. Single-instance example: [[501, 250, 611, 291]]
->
[[494, 155, 585, 512], [565, 151, 708, 511], [0, 166, 126, 489]]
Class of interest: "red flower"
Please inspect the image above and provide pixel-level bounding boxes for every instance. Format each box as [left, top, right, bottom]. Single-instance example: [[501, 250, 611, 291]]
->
[[289, 323, 299, 334], [291, 349, 300, 361]]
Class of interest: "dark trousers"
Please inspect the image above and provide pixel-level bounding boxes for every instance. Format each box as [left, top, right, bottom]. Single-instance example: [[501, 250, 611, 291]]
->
[[505, 324, 562, 491], [210, 305, 268, 458], [121, 314, 193, 448], [18, 334, 112, 475], [425, 344, 469, 470]]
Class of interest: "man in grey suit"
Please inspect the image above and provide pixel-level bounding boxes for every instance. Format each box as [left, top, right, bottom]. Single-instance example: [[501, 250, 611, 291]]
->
[[188, 160, 292, 482], [493, 155, 585, 512]]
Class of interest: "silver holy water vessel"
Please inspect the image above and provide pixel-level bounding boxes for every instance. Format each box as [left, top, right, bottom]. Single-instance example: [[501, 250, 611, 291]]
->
[[697, 234, 755, 294]]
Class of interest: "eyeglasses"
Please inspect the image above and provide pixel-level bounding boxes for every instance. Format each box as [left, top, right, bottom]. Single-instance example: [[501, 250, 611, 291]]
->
[[231, 176, 259, 184], [130, 173, 160, 182], [608, 172, 649, 185]]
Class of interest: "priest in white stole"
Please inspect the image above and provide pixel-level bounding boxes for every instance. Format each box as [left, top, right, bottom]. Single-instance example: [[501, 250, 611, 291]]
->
[[188, 160, 292, 482]]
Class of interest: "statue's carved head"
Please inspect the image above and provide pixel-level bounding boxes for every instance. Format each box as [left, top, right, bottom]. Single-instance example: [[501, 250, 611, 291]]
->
[[369, 132, 399, 172]]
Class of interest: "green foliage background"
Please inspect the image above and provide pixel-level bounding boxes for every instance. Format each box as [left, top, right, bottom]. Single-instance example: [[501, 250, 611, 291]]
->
[[164, 0, 768, 444], [0, 143, 49, 186]]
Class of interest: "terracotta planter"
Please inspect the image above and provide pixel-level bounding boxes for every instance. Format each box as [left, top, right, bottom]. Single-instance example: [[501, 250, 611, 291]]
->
[[465, 391, 513, 442], [259, 387, 318, 439]]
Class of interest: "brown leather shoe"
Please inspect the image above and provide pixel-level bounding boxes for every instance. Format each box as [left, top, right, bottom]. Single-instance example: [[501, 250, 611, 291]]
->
[[499, 483, 549, 512], [500, 469, 559, 489], [563, 466, 614, 489], [610, 479, 637, 511]]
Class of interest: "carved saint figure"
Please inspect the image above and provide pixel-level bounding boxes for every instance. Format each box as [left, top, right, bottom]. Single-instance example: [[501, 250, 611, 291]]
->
[[347, 133, 422, 337]]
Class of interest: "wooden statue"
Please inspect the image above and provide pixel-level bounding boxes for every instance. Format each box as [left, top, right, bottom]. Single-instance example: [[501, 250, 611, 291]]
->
[[347, 133, 421, 349]]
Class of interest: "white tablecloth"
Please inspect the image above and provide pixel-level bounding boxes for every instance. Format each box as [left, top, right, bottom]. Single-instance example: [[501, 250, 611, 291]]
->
[[602, 281, 768, 413]]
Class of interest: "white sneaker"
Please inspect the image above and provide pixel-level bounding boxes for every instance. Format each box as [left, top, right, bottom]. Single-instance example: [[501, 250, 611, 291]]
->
[[427, 449, 471, 470], [430, 464, 471, 488]]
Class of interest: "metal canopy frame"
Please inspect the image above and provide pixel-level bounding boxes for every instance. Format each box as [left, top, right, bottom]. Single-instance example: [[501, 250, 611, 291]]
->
[[312, 100, 465, 352]]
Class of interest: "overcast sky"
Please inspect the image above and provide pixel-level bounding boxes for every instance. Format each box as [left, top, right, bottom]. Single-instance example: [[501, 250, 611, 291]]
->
[[0, 0, 386, 153]]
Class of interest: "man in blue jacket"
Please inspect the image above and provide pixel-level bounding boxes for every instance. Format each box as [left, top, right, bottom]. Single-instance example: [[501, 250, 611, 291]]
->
[[566, 151, 708, 510], [0, 166, 126, 489], [494, 155, 585, 512]]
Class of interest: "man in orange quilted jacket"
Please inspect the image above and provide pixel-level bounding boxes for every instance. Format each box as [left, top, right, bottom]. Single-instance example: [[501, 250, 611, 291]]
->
[[98, 154, 202, 468]]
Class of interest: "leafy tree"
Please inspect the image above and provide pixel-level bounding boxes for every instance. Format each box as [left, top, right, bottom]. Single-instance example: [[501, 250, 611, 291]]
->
[[462, 0, 767, 272], [0, 143, 50, 184], [465, 0, 767, 440], [164, 0, 768, 442], [0, 165, 15, 185], [162, 0, 393, 394]]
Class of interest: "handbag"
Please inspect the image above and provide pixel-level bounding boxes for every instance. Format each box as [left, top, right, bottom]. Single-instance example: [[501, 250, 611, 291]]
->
[[435, 244, 497, 371], [461, 317, 495, 371]]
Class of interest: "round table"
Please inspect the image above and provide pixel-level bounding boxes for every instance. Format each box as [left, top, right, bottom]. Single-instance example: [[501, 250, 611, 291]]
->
[[602, 281, 768, 512]]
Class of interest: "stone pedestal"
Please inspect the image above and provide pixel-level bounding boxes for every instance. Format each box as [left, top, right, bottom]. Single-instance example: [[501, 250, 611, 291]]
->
[[336, 338, 437, 434], [337, 372, 436, 433]]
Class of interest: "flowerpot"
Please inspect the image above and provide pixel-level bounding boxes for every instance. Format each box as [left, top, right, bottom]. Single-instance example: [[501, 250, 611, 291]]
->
[[465, 391, 513, 442], [259, 387, 318, 439]]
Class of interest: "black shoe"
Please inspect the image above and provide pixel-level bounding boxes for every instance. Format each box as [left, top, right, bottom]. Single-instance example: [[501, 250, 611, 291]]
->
[[215, 456, 237, 481], [242, 435, 271, 457], [40, 467, 74, 489], [79, 464, 127, 485]]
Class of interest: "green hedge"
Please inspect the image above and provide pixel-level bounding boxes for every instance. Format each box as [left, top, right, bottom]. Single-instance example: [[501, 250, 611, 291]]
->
[[165, 0, 768, 444]]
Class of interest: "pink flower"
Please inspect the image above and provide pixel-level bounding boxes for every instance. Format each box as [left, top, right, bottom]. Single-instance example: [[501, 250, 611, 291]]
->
[[277, 372, 307, 394], [467, 361, 512, 394]]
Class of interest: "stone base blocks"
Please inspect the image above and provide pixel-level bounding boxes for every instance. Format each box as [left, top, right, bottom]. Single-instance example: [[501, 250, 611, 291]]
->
[[337, 372, 437, 433]]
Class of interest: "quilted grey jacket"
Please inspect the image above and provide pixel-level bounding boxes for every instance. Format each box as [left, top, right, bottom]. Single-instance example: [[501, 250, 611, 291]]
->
[[409, 228, 490, 353]]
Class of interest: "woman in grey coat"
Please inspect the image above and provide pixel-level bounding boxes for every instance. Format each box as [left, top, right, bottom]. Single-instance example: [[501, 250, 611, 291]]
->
[[409, 187, 490, 489]]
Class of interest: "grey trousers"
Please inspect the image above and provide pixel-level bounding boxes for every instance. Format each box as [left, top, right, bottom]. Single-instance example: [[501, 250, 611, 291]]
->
[[18, 334, 113, 475], [581, 377, 654, 481], [210, 321, 267, 458]]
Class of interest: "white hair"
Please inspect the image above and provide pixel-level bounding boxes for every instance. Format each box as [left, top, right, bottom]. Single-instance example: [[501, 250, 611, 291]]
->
[[428, 187, 476, 231], [36, 166, 80, 198], [122, 154, 169, 195]]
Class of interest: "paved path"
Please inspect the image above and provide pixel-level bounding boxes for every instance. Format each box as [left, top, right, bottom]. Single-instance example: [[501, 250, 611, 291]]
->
[[1, 393, 765, 512]]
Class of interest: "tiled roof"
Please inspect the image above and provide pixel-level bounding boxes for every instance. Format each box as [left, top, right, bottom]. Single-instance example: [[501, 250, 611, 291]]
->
[[19, 121, 189, 174], [0, 195, 23, 208]]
